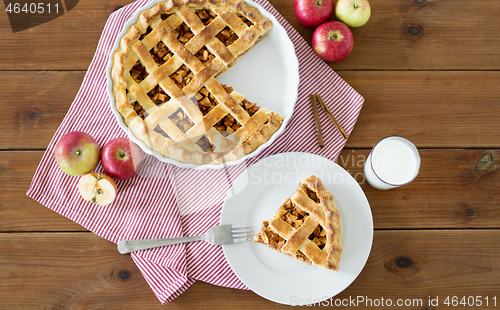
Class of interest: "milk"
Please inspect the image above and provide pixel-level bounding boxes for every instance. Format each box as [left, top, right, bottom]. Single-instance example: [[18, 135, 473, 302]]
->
[[364, 136, 420, 190]]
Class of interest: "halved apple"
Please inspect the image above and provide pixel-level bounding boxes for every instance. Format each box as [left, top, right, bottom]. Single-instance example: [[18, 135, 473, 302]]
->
[[77, 172, 117, 206]]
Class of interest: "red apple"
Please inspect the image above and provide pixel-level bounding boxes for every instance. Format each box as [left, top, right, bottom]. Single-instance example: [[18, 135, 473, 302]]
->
[[295, 0, 334, 28], [312, 21, 354, 62], [78, 172, 117, 206], [101, 138, 144, 180], [54, 131, 100, 176]]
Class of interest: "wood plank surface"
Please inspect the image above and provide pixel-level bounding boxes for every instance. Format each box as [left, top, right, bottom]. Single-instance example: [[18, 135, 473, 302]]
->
[[340, 148, 500, 229], [1, 0, 500, 70], [0, 0, 135, 71], [3, 149, 499, 232], [0, 151, 87, 232], [340, 71, 500, 148], [0, 71, 84, 150], [1, 230, 498, 309], [2, 71, 500, 150], [285, 0, 500, 71]]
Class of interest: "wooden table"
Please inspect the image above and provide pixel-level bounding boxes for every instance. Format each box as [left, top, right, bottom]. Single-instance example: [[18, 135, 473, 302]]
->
[[1, 0, 500, 308]]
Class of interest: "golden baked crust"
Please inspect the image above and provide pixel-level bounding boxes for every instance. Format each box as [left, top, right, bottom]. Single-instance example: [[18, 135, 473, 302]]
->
[[110, 0, 283, 165], [254, 175, 342, 271]]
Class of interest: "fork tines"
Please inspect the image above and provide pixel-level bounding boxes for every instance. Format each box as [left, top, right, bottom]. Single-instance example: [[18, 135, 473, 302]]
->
[[231, 225, 253, 243]]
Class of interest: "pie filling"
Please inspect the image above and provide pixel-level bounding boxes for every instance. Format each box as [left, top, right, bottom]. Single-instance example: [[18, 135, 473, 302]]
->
[[195, 84, 261, 137], [195, 46, 216, 67], [150, 41, 173, 66], [241, 15, 254, 27], [130, 61, 148, 83], [133, 102, 149, 119], [195, 8, 217, 26], [254, 187, 327, 263], [216, 26, 238, 46], [196, 135, 214, 152], [173, 22, 194, 44], [160, 13, 171, 21], [236, 12, 254, 27], [139, 26, 153, 40], [169, 108, 194, 133], [301, 184, 320, 203], [170, 64, 194, 89], [131, 85, 170, 121], [148, 85, 171, 106]]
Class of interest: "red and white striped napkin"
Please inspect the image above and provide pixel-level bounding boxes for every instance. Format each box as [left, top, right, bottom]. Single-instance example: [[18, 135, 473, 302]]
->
[[27, 0, 364, 303]]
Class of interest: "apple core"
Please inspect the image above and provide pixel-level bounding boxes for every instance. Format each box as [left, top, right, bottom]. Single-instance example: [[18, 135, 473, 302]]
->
[[77, 172, 118, 207]]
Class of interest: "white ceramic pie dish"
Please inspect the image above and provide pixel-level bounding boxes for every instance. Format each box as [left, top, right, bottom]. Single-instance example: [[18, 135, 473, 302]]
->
[[106, 0, 299, 170]]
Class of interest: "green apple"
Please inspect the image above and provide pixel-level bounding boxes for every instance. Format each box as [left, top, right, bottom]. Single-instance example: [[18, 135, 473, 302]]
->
[[54, 131, 100, 176], [335, 0, 371, 28]]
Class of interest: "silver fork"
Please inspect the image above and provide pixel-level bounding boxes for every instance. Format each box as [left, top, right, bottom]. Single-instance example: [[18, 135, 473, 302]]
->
[[117, 224, 252, 254]]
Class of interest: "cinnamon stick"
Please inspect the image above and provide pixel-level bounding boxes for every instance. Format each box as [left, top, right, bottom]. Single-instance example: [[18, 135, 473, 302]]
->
[[310, 95, 324, 147], [316, 94, 348, 140]]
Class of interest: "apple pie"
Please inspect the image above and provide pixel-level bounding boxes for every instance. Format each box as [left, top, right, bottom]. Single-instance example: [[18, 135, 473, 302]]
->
[[110, 0, 284, 165], [254, 175, 342, 271]]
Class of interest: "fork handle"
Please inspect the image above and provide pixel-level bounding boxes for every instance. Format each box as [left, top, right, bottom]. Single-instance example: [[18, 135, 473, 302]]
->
[[117, 235, 202, 254]]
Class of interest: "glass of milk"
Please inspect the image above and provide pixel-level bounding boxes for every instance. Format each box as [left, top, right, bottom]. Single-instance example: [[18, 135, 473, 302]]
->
[[364, 136, 420, 190]]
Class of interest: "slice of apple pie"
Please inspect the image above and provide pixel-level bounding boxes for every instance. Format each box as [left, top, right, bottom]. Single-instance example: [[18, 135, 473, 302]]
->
[[253, 175, 342, 271]]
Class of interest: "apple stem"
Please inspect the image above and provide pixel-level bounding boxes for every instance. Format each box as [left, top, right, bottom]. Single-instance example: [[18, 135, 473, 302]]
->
[[75, 150, 81, 156], [120, 149, 125, 157], [316, 0, 322, 6], [353, 0, 358, 8]]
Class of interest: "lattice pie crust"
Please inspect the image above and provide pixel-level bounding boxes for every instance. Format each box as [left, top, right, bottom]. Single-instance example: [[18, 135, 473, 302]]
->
[[254, 175, 342, 271], [111, 0, 284, 165]]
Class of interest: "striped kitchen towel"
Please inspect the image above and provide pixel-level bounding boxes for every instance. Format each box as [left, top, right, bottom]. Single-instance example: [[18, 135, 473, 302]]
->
[[27, 0, 364, 303]]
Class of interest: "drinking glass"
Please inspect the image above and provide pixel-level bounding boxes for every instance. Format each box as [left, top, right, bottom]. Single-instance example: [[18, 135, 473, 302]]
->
[[364, 136, 420, 190]]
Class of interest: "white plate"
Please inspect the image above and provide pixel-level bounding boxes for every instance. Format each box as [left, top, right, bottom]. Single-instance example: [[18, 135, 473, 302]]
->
[[106, 0, 299, 170], [221, 152, 373, 305]]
